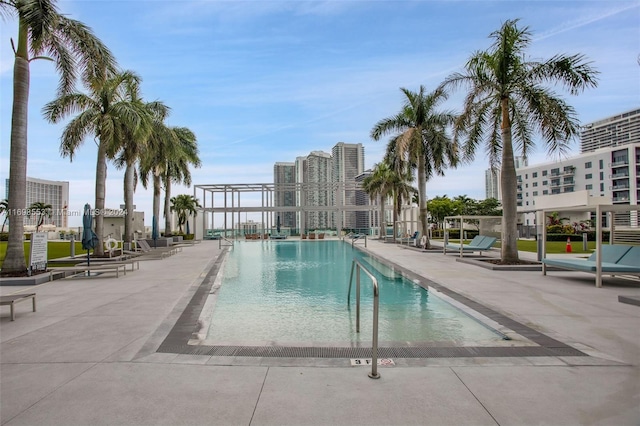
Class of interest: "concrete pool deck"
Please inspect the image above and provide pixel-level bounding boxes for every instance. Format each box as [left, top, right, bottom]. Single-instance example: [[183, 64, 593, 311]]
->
[[1, 239, 638, 425]]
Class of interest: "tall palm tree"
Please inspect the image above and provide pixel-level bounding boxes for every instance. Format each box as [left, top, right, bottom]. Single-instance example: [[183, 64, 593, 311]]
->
[[139, 115, 180, 240], [43, 71, 144, 256], [2, 0, 116, 272], [162, 127, 200, 236], [0, 199, 9, 234], [440, 19, 598, 262], [27, 202, 52, 231], [371, 86, 458, 249], [362, 162, 395, 239], [383, 147, 418, 241], [114, 99, 167, 244], [170, 194, 201, 234]]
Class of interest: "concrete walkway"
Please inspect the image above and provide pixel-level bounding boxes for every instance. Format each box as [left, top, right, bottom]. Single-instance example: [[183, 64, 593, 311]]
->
[[1, 239, 638, 425]]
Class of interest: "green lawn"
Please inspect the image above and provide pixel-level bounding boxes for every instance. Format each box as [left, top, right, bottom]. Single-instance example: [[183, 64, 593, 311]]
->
[[442, 238, 597, 254], [0, 241, 90, 269]]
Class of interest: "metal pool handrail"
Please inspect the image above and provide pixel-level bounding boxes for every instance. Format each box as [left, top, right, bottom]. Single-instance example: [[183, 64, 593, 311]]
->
[[351, 234, 367, 248], [218, 236, 234, 249], [347, 259, 380, 379]]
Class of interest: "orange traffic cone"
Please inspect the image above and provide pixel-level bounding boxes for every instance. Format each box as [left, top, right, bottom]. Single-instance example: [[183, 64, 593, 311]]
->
[[566, 237, 572, 253]]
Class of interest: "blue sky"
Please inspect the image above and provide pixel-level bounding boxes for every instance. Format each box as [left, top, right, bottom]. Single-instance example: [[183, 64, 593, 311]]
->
[[1, 1, 638, 228]]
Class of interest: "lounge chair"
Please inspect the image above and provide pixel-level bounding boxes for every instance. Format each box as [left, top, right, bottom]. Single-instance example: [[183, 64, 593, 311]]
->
[[444, 235, 497, 256], [542, 245, 640, 286]]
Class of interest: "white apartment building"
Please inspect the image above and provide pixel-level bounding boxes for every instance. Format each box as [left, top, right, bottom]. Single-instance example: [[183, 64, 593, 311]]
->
[[4, 177, 70, 228], [516, 143, 640, 227]]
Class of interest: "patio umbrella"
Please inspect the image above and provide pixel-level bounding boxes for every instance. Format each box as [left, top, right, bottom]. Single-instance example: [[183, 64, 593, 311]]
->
[[152, 215, 158, 248], [276, 215, 281, 234], [186, 220, 190, 236], [81, 204, 99, 275]]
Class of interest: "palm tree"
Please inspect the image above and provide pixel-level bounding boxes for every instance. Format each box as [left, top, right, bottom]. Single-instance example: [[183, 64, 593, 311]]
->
[[362, 162, 395, 239], [139, 115, 180, 240], [27, 202, 52, 232], [170, 194, 201, 234], [0, 199, 9, 234], [114, 99, 167, 244], [440, 19, 598, 262], [371, 86, 458, 249], [2, 0, 116, 272], [43, 71, 144, 256], [162, 127, 200, 237]]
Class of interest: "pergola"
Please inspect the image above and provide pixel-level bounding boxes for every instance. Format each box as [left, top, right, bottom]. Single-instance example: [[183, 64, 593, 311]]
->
[[540, 204, 640, 287], [193, 182, 382, 238]]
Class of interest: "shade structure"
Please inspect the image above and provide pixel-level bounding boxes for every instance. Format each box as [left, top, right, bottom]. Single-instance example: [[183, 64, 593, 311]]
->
[[81, 204, 99, 273], [276, 215, 281, 234], [152, 215, 159, 248]]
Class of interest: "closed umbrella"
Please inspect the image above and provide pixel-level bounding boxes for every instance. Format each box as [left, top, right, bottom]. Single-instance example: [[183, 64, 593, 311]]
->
[[276, 215, 281, 235], [152, 215, 158, 248], [186, 220, 190, 236], [82, 204, 99, 275]]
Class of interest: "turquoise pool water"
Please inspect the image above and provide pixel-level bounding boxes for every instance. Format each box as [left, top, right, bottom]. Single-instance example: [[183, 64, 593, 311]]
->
[[202, 241, 505, 347]]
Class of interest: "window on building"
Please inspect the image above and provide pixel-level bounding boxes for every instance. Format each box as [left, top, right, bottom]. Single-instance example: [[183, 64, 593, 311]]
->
[[533, 182, 538, 187], [550, 168, 560, 175], [585, 173, 592, 179], [532, 172, 538, 178], [585, 184, 593, 190], [599, 171, 604, 180], [599, 159, 604, 169], [542, 180, 548, 185], [585, 161, 592, 169], [542, 170, 548, 176], [600, 183, 604, 192], [533, 191, 538, 196], [543, 190, 548, 195]]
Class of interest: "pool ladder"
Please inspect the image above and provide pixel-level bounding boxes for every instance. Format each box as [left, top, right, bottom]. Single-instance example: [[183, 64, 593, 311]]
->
[[217, 236, 234, 249], [347, 259, 380, 379]]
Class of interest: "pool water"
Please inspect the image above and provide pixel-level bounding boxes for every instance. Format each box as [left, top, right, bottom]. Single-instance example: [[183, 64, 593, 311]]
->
[[202, 240, 505, 347]]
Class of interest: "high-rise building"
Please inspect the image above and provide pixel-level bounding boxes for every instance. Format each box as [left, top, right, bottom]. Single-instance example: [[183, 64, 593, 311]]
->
[[580, 108, 640, 153], [332, 142, 365, 229], [301, 151, 333, 230], [5, 177, 70, 228], [484, 157, 527, 201], [273, 162, 296, 229]]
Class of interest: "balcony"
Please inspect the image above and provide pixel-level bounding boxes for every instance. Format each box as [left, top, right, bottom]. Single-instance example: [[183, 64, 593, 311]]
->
[[612, 172, 629, 179], [611, 159, 629, 168]]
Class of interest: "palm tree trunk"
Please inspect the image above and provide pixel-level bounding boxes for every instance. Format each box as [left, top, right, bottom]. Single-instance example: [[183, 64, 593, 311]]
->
[[94, 142, 108, 256], [500, 98, 519, 262], [163, 175, 172, 236], [153, 173, 162, 237], [3, 21, 30, 273], [417, 157, 430, 248], [123, 162, 135, 244], [379, 194, 385, 240]]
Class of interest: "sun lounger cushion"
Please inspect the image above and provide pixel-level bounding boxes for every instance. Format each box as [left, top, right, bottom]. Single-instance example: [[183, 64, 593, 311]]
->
[[586, 245, 632, 263]]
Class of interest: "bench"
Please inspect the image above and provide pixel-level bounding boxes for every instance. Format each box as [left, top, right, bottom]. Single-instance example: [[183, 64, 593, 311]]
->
[[444, 235, 497, 256], [48, 263, 128, 281], [1, 293, 36, 321], [542, 245, 640, 286], [77, 259, 140, 272]]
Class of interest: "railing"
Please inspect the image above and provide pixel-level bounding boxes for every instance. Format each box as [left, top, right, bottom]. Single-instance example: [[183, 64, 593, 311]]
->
[[351, 234, 367, 249], [347, 259, 380, 379], [218, 236, 234, 249]]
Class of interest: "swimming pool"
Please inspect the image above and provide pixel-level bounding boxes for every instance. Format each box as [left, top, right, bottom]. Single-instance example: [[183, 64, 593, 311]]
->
[[197, 240, 507, 347]]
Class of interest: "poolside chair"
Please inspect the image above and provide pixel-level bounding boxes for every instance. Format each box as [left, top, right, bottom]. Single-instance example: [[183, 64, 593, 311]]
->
[[444, 235, 497, 256]]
